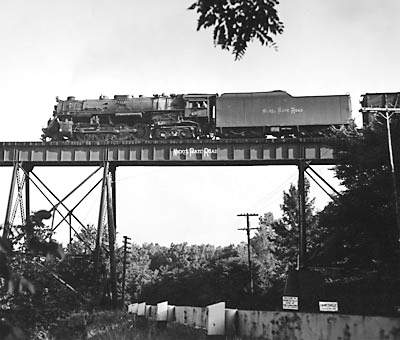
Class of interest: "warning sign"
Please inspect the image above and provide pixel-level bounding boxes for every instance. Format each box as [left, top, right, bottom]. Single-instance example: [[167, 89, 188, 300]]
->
[[319, 301, 338, 312], [282, 296, 298, 310]]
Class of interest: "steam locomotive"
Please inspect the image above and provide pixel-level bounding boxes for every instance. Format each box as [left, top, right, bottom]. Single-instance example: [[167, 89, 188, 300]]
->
[[41, 91, 352, 142]]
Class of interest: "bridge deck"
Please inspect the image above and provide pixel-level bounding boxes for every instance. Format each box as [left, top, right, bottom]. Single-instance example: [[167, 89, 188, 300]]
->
[[0, 138, 342, 166]]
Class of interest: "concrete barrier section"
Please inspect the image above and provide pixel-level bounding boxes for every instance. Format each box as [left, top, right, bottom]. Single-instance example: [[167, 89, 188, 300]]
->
[[137, 301, 400, 339], [174, 306, 207, 329], [127, 303, 138, 314], [137, 302, 146, 316], [236, 310, 400, 340], [207, 302, 226, 335], [225, 308, 238, 335], [167, 305, 175, 322], [157, 301, 168, 321], [146, 305, 157, 319]]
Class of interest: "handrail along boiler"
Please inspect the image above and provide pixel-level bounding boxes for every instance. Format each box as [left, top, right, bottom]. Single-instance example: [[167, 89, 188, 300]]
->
[[41, 91, 352, 142]]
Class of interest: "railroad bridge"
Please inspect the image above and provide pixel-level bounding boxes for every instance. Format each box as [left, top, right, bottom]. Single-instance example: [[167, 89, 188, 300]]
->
[[0, 137, 343, 308], [0, 137, 338, 166]]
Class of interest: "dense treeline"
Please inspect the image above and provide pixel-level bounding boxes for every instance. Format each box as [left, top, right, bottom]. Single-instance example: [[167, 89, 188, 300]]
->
[[124, 180, 320, 310]]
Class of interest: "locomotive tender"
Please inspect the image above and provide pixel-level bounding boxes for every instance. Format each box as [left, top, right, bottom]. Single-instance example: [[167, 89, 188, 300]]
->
[[41, 91, 352, 142]]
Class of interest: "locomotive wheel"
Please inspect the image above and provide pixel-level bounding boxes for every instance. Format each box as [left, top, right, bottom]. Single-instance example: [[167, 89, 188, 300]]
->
[[119, 132, 131, 141], [102, 134, 117, 142], [86, 134, 99, 142], [179, 129, 195, 139], [74, 133, 100, 142], [132, 123, 150, 139], [152, 128, 166, 139], [75, 134, 86, 142]]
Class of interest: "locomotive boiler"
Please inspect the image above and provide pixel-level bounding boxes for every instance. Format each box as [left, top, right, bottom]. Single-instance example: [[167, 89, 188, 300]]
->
[[42, 94, 216, 142], [41, 91, 351, 142]]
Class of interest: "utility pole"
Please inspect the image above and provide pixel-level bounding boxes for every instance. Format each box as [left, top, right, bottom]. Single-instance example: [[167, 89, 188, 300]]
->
[[362, 93, 400, 242], [122, 235, 131, 307], [382, 108, 400, 242], [237, 213, 259, 295]]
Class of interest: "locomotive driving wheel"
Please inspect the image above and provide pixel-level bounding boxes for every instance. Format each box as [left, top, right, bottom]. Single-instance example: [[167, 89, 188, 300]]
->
[[152, 128, 166, 139], [178, 127, 196, 139], [132, 123, 150, 139], [74, 133, 86, 142], [86, 134, 99, 142]]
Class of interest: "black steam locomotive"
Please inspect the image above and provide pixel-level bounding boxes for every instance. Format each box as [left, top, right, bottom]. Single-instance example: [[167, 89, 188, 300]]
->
[[41, 91, 352, 142]]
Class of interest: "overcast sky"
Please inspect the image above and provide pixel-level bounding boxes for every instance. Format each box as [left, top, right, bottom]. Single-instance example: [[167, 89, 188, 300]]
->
[[0, 0, 399, 246]]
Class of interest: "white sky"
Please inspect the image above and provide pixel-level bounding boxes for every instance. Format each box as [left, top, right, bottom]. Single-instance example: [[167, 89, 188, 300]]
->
[[0, 0, 399, 246]]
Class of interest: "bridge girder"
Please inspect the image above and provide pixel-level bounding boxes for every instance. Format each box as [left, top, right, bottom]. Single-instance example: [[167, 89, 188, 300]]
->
[[0, 137, 347, 307], [0, 138, 341, 167]]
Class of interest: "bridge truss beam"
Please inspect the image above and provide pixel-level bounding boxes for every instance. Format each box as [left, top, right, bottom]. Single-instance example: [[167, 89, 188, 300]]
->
[[0, 137, 343, 305], [1, 161, 119, 309]]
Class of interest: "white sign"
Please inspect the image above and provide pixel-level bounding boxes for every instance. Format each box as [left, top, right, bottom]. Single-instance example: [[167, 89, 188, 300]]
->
[[282, 296, 298, 310], [172, 148, 217, 157], [137, 302, 146, 316], [319, 301, 338, 312]]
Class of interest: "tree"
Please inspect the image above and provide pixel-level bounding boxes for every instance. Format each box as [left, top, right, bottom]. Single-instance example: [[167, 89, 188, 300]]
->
[[0, 212, 82, 337], [126, 242, 260, 308], [254, 180, 321, 275], [316, 117, 400, 272], [189, 0, 284, 59], [251, 213, 280, 289], [297, 118, 400, 315]]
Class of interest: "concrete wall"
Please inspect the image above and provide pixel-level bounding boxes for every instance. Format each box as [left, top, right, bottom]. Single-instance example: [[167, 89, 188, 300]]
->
[[128, 302, 400, 339], [174, 306, 207, 329], [236, 310, 400, 340]]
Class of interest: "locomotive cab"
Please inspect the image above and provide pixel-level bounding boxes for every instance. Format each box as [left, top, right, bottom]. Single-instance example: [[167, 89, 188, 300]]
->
[[183, 94, 216, 120], [183, 94, 217, 137]]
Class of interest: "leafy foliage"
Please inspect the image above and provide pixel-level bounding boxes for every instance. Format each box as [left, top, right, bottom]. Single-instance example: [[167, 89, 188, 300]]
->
[[316, 116, 400, 272], [252, 180, 323, 277], [125, 242, 262, 308], [123, 183, 321, 310], [0, 219, 102, 337], [188, 0, 284, 59]]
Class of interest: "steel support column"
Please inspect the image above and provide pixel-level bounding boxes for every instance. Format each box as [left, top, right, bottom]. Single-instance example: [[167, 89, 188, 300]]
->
[[93, 162, 118, 307], [110, 165, 117, 230], [298, 160, 307, 268], [3, 163, 18, 240], [69, 214, 72, 244], [23, 165, 32, 221], [106, 171, 118, 309], [95, 163, 109, 266]]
